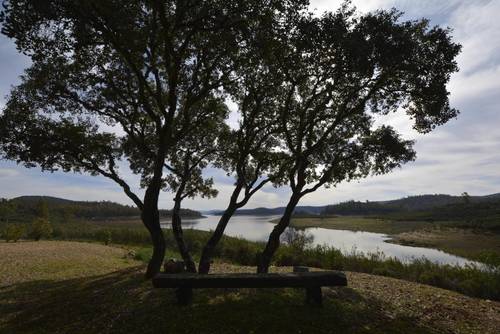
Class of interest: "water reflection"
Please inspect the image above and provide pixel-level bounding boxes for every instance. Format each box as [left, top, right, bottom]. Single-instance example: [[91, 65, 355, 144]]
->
[[161, 214, 477, 267]]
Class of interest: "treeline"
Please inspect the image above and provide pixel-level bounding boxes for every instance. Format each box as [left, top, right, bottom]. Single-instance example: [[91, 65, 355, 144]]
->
[[321, 200, 400, 216], [321, 195, 500, 231], [0, 196, 202, 224], [383, 201, 500, 231]]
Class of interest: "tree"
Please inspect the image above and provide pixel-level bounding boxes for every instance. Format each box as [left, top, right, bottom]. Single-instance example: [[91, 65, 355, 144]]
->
[[36, 199, 49, 221], [0, 0, 291, 277], [165, 97, 227, 273], [461, 192, 470, 204], [29, 217, 53, 241], [2, 224, 25, 242], [0, 199, 16, 224], [196, 24, 293, 274], [256, 5, 461, 273], [280, 228, 314, 252]]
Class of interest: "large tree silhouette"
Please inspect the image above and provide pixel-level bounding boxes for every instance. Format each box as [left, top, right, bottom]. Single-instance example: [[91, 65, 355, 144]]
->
[[257, 5, 461, 273], [0, 0, 296, 278]]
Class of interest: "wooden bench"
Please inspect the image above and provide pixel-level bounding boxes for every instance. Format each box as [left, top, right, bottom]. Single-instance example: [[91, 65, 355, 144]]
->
[[152, 267, 347, 306]]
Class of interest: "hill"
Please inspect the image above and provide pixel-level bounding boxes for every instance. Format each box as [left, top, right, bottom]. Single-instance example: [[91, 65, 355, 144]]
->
[[208, 193, 500, 230], [209, 205, 326, 216], [322, 193, 500, 215], [0, 196, 203, 223]]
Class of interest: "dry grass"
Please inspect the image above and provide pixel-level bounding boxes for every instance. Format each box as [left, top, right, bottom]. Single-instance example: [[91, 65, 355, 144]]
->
[[286, 216, 434, 234], [0, 240, 139, 287], [389, 228, 500, 258]]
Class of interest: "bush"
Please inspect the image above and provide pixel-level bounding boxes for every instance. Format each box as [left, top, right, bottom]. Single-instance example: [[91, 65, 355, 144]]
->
[[29, 218, 53, 241], [280, 228, 314, 251], [2, 224, 25, 242]]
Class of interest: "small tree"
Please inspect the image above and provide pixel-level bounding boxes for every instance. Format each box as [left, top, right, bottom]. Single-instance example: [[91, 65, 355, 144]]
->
[[35, 199, 49, 221], [461, 192, 471, 204], [2, 224, 25, 242], [280, 228, 314, 252], [257, 5, 461, 273], [0, 199, 16, 224], [62, 207, 75, 224], [29, 217, 53, 241]]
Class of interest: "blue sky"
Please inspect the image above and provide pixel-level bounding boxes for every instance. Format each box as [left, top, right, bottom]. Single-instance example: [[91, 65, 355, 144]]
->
[[1, 0, 499, 210]]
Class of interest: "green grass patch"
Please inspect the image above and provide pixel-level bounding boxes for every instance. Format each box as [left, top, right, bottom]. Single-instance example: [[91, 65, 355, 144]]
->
[[285, 216, 435, 234]]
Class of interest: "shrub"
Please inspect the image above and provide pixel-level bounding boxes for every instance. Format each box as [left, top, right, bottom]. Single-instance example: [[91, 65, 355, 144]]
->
[[104, 229, 112, 245], [29, 218, 53, 241], [2, 224, 25, 242], [280, 228, 314, 251]]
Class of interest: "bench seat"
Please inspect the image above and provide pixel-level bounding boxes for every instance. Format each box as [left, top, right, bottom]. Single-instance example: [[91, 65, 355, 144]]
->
[[153, 270, 347, 306]]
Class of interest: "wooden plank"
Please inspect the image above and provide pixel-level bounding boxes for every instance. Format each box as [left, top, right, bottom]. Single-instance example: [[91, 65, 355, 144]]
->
[[152, 271, 347, 289]]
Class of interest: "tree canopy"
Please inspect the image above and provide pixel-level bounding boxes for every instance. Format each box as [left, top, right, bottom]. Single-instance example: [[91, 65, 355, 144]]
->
[[256, 5, 461, 273], [0, 0, 307, 277], [0, 0, 460, 276]]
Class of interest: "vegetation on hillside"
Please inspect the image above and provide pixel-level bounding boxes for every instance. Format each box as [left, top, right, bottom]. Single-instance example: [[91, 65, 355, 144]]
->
[[320, 194, 500, 231], [0, 196, 203, 225]]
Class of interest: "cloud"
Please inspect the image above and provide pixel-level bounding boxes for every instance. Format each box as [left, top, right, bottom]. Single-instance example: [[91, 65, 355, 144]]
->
[[0, 168, 20, 178]]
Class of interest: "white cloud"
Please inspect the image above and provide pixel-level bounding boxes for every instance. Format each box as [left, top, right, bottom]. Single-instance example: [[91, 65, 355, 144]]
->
[[0, 168, 20, 178]]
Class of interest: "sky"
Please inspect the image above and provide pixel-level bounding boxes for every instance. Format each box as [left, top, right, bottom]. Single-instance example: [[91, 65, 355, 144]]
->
[[0, 0, 499, 210]]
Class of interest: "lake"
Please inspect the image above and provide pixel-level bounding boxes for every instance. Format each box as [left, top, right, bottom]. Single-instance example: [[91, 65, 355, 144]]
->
[[161, 214, 477, 267]]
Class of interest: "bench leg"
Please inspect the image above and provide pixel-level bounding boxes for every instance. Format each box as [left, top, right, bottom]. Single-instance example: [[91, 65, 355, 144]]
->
[[305, 286, 322, 306], [175, 287, 193, 306]]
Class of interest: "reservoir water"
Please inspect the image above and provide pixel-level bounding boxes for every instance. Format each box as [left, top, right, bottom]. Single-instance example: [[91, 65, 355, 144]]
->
[[161, 214, 477, 267]]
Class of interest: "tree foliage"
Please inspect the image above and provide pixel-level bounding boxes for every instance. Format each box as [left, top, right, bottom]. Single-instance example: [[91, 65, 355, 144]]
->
[[0, 1, 461, 275], [2, 224, 25, 242], [257, 4, 461, 273], [29, 217, 53, 241], [0, 0, 298, 277]]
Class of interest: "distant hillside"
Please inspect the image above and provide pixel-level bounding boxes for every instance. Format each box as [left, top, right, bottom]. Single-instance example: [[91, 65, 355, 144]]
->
[[209, 205, 325, 216], [0, 196, 203, 223], [207, 193, 500, 218], [322, 193, 500, 215]]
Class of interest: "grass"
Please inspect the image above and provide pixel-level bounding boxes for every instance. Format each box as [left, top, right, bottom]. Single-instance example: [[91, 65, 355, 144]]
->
[[0, 240, 139, 286], [1, 241, 499, 334], [285, 216, 435, 234], [388, 228, 500, 260]]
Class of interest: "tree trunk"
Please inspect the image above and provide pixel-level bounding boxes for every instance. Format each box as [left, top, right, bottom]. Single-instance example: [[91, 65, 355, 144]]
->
[[172, 199, 197, 273], [142, 185, 166, 279], [257, 192, 302, 273], [143, 214, 166, 279], [198, 203, 239, 274], [198, 183, 244, 274]]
